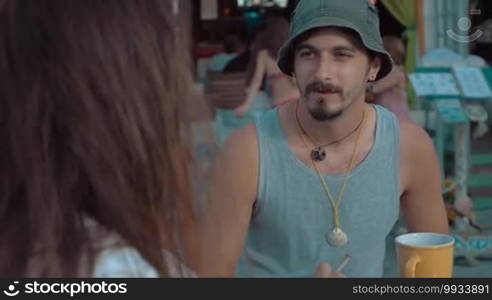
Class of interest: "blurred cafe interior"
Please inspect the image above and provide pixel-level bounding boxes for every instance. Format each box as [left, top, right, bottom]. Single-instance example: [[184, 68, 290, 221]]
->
[[183, 0, 492, 277]]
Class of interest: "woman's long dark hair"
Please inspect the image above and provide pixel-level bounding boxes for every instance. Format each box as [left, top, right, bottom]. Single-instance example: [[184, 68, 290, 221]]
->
[[0, 0, 195, 276]]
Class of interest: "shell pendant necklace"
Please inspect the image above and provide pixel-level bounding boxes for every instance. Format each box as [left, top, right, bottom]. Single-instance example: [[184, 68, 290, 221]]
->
[[294, 101, 366, 247]]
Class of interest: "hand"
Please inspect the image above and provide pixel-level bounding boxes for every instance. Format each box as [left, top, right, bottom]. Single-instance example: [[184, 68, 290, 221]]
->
[[315, 262, 346, 278], [234, 104, 249, 119]]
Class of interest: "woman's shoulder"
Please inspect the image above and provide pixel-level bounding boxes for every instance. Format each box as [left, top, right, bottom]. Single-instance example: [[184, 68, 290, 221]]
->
[[86, 218, 196, 278], [93, 246, 195, 278], [93, 246, 158, 277]]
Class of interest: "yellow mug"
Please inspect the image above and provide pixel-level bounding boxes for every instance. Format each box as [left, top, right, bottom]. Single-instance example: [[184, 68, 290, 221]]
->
[[395, 232, 455, 278]]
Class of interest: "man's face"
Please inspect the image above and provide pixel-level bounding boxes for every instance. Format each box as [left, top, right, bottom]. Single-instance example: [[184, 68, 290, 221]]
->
[[293, 28, 381, 121]]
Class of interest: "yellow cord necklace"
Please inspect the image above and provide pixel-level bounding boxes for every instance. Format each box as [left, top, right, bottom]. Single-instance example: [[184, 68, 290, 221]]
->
[[294, 101, 366, 247]]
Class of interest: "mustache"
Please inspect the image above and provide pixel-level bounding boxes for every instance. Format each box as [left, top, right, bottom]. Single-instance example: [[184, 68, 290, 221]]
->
[[306, 82, 342, 94]]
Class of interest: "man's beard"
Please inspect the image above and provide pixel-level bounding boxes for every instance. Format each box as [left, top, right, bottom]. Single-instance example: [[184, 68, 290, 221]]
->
[[304, 81, 344, 121], [309, 98, 343, 121]]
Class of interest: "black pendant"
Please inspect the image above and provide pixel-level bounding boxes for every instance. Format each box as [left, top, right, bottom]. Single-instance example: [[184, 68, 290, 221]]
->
[[311, 147, 326, 162]]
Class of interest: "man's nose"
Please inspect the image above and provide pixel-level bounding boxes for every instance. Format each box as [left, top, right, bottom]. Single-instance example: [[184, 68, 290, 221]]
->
[[314, 54, 336, 82]]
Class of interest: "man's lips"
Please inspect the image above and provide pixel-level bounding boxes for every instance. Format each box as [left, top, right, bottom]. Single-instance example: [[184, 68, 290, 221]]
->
[[306, 82, 342, 95], [315, 90, 337, 94], [312, 89, 339, 95]]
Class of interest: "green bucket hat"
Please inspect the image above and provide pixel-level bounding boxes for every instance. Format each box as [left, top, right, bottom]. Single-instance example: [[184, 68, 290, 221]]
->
[[278, 0, 393, 80]]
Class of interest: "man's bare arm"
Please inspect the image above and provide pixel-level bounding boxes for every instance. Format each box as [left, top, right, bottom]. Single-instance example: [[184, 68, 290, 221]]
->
[[196, 125, 259, 276], [400, 121, 449, 234]]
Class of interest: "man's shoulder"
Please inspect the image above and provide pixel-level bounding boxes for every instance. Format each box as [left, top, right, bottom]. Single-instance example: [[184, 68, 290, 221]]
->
[[398, 120, 442, 197], [212, 124, 259, 202], [220, 124, 258, 163], [227, 123, 257, 144], [399, 120, 437, 164], [399, 121, 433, 148]]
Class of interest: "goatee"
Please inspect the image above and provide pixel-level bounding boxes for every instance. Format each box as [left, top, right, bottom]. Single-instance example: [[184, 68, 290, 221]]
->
[[309, 98, 343, 121]]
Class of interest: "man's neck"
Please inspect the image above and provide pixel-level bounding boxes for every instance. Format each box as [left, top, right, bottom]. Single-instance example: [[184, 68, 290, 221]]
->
[[296, 100, 369, 146]]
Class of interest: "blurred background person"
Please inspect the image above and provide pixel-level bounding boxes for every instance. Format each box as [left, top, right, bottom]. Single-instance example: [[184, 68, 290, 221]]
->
[[235, 12, 300, 118], [207, 33, 249, 73], [221, 30, 252, 73], [0, 0, 198, 277], [367, 35, 410, 122], [209, 20, 273, 148]]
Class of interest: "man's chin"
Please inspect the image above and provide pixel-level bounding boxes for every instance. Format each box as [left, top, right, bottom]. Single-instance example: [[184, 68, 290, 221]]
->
[[309, 108, 343, 121], [305, 100, 342, 121]]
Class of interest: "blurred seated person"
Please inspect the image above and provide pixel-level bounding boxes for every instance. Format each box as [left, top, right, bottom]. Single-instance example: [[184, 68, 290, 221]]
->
[[234, 12, 300, 118], [222, 31, 252, 74], [208, 34, 249, 73], [223, 48, 252, 73], [212, 45, 272, 146], [211, 28, 272, 147], [367, 35, 410, 122]]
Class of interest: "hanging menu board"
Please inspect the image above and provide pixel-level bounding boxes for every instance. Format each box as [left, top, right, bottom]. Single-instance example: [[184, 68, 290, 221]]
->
[[452, 67, 492, 99], [409, 73, 460, 97]]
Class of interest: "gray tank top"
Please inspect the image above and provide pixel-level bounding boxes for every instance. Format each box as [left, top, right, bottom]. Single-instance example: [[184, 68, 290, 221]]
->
[[236, 105, 400, 277]]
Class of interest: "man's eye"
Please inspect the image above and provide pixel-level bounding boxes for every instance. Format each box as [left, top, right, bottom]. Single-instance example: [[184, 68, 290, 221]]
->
[[335, 52, 353, 58], [299, 50, 314, 58]]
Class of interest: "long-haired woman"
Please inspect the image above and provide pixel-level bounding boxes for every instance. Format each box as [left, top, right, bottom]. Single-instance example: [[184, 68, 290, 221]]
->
[[0, 0, 197, 277]]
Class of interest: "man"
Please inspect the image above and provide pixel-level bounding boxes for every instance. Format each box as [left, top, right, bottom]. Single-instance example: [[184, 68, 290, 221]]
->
[[198, 0, 448, 277]]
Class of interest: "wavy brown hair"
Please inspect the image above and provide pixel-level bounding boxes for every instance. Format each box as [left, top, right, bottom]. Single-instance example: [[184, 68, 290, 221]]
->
[[0, 0, 196, 276]]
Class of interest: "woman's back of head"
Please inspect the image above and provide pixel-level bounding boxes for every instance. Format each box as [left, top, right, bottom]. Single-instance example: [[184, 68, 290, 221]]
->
[[0, 0, 194, 277]]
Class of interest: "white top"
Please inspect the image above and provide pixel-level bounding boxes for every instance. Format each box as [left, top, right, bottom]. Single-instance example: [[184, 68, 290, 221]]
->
[[93, 246, 195, 277], [86, 219, 195, 277]]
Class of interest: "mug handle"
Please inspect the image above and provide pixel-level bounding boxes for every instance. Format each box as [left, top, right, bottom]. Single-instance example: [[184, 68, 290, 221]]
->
[[404, 256, 421, 278]]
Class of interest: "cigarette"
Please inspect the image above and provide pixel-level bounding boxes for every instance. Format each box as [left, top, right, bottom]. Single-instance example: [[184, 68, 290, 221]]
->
[[335, 254, 351, 274]]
